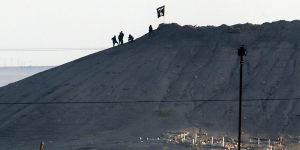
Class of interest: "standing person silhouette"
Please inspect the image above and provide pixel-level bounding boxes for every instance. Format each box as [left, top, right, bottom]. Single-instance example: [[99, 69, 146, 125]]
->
[[118, 31, 124, 45], [148, 25, 153, 38], [112, 35, 118, 47]]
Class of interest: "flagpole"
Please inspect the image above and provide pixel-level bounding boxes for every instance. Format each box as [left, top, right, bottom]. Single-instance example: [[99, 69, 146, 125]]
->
[[163, 5, 166, 24]]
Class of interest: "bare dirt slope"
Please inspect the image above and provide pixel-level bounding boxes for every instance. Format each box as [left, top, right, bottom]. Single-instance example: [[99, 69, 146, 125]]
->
[[1, 20, 300, 149]]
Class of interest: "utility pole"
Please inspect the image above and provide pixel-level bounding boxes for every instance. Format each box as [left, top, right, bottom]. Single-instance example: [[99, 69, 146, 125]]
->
[[237, 45, 247, 150], [39, 141, 45, 150]]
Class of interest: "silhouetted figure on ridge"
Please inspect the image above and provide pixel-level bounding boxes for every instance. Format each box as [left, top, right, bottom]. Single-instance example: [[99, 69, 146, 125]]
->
[[118, 31, 124, 45], [128, 34, 134, 43], [149, 25, 153, 38], [112, 35, 118, 47]]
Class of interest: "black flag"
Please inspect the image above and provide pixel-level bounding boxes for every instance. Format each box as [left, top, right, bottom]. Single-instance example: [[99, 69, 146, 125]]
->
[[157, 6, 165, 18]]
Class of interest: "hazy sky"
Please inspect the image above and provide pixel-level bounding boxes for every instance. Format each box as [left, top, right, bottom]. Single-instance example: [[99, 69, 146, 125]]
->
[[1, 0, 300, 66]]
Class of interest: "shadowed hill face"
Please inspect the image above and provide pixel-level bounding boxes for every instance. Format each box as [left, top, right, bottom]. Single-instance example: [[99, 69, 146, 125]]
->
[[1, 21, 300, 149]]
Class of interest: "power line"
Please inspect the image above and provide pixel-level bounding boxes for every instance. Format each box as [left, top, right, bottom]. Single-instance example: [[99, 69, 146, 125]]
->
[[0, 97, 300, 105], [242, 98, 300, 101], [0, 48, 103, 52]]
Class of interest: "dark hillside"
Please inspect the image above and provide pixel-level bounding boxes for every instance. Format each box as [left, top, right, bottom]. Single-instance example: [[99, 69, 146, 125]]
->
[[1, 20, 300, 149]]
